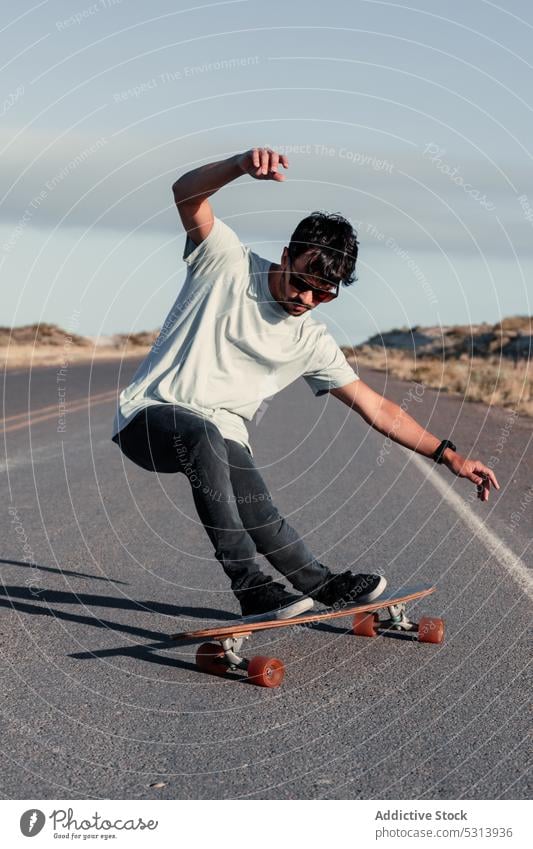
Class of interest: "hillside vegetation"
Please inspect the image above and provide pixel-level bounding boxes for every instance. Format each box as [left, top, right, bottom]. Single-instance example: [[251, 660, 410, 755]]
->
[[2, 318, 531, 416], [341, 316, 532, 417], [0, 323, 159, 369]]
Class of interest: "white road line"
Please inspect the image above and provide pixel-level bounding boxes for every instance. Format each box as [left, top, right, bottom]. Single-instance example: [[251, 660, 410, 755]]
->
[[408, 449, 533, 601]]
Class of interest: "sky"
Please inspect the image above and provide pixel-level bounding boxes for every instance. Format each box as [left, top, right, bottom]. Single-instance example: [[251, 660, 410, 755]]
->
[[1, 0, 532, 344]]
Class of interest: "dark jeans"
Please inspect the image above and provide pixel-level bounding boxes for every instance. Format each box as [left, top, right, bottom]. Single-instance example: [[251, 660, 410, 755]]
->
[[112, 404, 329, 597]]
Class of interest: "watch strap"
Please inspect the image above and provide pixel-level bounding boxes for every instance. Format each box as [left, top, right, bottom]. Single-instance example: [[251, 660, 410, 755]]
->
[[432, 439, 457, 464]]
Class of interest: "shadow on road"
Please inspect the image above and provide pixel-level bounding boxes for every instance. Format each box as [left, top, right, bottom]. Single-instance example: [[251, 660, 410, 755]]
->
[[0, 584, 415, 681], [0, 583, 240, 671], [0, 595, 204, 673], [0, 557, 129, 584], [0, 583, 234, 621]]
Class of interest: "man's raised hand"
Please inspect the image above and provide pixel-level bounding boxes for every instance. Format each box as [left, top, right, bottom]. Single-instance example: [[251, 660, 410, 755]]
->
[[237, 147, 289, 181], [444, 452, 500, 502]]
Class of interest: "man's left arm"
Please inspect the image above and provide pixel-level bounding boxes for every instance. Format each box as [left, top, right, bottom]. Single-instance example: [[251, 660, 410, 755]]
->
[[330, 379, 500, 502]]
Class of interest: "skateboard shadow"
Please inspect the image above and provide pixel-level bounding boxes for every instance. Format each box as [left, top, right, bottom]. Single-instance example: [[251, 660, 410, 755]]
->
[[69, 637, 200, 673], [0, 583, 235, 622]]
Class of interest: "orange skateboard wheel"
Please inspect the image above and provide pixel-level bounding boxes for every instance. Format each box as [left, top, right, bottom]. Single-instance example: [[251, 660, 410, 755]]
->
[[247, 656, 285, 688], [352, 611, 379, 637], [418, 617, 445, 644], [196, 642, 227, 675]]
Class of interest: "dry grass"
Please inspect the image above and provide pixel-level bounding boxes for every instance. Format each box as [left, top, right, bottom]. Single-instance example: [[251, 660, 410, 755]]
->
[[0, 323, 159, 371], [3, 321, 531, 419], [346, 346, 533, 417], [1, 344, 146, 371]]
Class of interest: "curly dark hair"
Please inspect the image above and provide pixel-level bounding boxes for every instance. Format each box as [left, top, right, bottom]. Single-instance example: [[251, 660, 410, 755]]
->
[[287, 211, 359, 287]]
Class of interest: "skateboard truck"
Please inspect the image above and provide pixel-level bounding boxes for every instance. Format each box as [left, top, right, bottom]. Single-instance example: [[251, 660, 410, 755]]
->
[[220, 635, 250, 671], [380, 602, 417, 632]]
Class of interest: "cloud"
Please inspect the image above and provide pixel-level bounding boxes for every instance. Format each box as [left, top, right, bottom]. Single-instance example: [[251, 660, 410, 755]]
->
[[1, 126, 532, 259]]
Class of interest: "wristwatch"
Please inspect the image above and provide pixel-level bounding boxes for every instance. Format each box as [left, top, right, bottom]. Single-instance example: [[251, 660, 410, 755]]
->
[[432, 439, 457, 464]]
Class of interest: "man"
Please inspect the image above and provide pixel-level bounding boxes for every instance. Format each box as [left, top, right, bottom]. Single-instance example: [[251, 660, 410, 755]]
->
[[111, 146, 499, 621]]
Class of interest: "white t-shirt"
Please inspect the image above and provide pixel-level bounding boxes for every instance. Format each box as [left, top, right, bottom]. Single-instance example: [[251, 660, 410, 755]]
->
[[111, 216, 358, 455]]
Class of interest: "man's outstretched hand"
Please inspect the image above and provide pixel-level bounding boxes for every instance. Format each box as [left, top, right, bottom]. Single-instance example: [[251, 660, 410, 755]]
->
[[444, 451, 500, 502], [237, 147, 289, 181]]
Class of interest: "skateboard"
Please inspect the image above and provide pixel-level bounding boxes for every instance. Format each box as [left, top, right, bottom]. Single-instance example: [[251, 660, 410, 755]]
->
[[171, 583, 444, 688]]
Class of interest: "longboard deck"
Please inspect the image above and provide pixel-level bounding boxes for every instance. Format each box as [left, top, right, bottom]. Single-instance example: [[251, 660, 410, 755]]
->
[[171, 583, 435, 642]]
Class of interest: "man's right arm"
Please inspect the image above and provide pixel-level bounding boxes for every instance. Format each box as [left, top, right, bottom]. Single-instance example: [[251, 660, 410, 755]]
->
[[172, 147, 289, 246], [172, 154, 244, 246]]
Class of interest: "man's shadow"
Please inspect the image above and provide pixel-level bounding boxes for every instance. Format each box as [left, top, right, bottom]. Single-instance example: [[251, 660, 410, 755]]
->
[[0, 592, 235, 673], [0, 581, 235, 621], [0, 557, 129, 583], [1, 562, 405, 678], [0, 560, 239, 672]]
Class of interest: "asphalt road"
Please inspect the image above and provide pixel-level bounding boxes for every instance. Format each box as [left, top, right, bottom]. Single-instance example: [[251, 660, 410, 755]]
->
[[1, 358, 531, 800]]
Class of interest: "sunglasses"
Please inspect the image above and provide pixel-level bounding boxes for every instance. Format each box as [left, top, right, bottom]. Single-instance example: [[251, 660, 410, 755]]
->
[[286, 258, 339, 303]]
